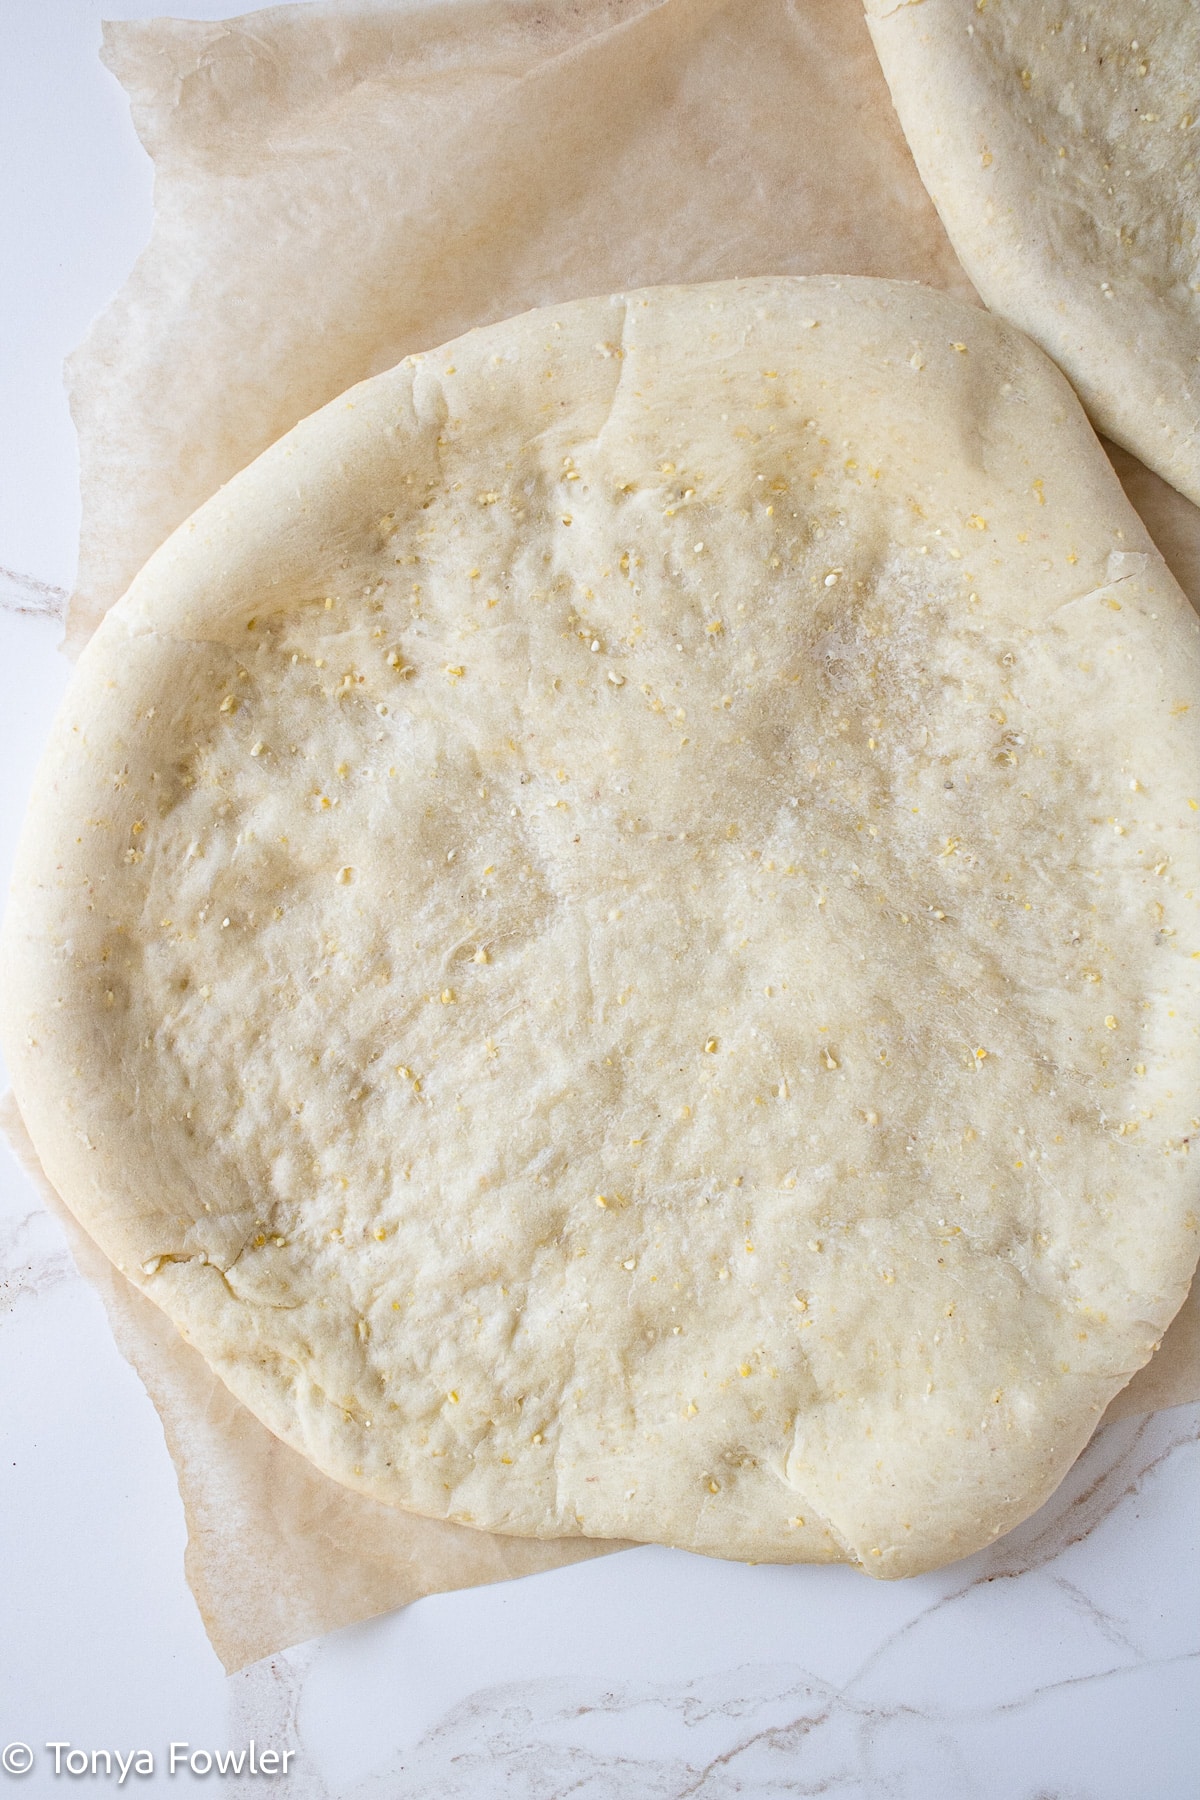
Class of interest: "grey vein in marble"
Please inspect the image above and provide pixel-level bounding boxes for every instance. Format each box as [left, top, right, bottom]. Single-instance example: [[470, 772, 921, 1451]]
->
[[228, 1644, 1200, 1799], [0, 1191, 78, 1328], [0, 564, 66, 618]]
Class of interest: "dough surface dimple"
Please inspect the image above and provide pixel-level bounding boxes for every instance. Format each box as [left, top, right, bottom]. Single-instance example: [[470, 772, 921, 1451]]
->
[[5, 277, 1200, 1577]]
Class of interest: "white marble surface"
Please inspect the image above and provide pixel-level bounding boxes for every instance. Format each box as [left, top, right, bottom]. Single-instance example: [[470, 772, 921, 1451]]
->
[[1, 5, 1198, 1796]]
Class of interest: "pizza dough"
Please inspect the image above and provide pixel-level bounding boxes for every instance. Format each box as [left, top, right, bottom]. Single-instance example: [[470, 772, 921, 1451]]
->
[[4, 278, 1200, 1577], [865, 0, 1200, 508]]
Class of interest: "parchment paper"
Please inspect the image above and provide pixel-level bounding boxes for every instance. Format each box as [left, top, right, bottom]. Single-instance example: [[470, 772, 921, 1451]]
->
[[1, 1096, 622, 1673], [29, 0, 1200, 1670], [66, 0, 974, 647]]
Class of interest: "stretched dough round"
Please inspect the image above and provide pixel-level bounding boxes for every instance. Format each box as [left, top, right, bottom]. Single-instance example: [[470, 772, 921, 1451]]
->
[[5, 278, 1200, 1575], [865, 0, 1200, 509]]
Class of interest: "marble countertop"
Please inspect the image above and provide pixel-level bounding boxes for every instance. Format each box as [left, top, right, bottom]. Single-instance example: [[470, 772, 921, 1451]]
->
[[2, 5, 1198, 1796]]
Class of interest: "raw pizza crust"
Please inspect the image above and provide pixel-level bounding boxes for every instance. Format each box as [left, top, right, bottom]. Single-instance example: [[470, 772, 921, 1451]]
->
[[865, 0, 1200, 508], [5, 278, 1200, 1577]]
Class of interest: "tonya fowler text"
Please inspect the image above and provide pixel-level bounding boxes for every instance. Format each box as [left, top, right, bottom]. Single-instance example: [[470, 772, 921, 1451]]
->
[[25, 1742, 296, 1779]]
